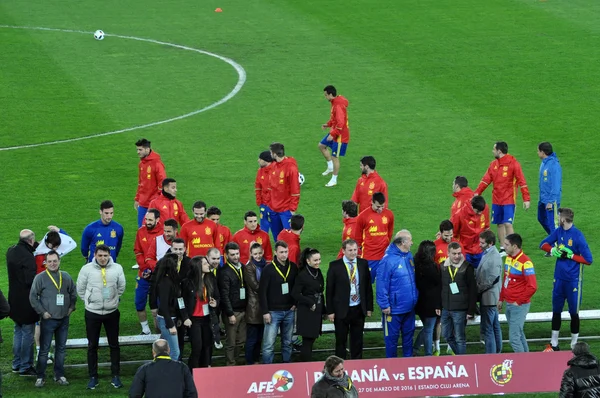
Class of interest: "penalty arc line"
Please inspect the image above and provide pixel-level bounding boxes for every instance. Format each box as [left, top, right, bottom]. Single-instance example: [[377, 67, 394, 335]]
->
[[0, 25, 247, 151]]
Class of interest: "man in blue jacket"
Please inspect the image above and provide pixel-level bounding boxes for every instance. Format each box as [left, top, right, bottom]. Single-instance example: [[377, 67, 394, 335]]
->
[[537, 142, 562, 236], [376, 230, 418, 358]]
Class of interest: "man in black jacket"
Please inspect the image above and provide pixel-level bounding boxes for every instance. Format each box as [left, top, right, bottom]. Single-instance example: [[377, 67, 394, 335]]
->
[[7, 229, 39, 376], [560, 342, 600, 397], [326, 239, 373, 359], [259, 241, 298, 364], [129, 339, 197, 398], [218, 242, 247, 366]]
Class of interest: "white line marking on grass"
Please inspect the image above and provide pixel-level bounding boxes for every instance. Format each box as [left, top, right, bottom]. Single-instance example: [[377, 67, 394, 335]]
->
[[0, 25, 246, 151]]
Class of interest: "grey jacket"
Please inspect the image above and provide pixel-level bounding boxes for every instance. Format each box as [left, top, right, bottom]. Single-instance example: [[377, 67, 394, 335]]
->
[[77, 257, 125, 315], [29, 269, 77, 319], [476, 246, 503, 306]]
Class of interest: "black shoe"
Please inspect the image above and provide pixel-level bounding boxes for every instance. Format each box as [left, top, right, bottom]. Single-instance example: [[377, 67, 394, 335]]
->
[[19, 367, 37, 377], [12, 367, 19, 373]]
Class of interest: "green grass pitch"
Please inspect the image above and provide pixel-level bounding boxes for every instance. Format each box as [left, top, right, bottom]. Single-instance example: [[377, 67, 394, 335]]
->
[[1, 0, 599, 396]]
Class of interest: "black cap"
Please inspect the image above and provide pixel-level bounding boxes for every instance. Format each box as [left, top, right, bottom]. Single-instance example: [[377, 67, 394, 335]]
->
[[259, 151, 273, 162]]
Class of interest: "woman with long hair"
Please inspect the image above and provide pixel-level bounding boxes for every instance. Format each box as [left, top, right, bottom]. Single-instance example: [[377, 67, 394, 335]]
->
[[182, 256, 220, 368], [291, 247, 326, 362], [155, 253, 191, 361], [413, 240, 442, 356]]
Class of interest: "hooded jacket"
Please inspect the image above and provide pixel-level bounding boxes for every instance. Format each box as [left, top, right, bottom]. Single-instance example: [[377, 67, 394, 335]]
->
[[451, 202, 490, 255], [475, 154, 530, 205], [376, 243, 418, 315], [148, 191, 190, 227], [268, 156, 300, 213], [451, 187, 474, 217], [560, 353, 600, 398], [539, 152, 562, 205], [326, 95, 350, 144], [135, 150, 167, 208], [76, 257, 126, 315], [232, 226, 273, 265]]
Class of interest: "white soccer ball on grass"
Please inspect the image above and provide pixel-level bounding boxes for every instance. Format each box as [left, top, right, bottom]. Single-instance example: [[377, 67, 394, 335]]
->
[[94, 30, 105, 40], [298, 173, 305, 186]]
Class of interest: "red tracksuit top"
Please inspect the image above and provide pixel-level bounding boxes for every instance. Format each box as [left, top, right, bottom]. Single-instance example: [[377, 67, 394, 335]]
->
[[474, 154, 530, 205], [337, 217, 359, 259], [180, 218, 220, 257], [354, 207, 395, 261], [135, 151, 167, 208], [255, 163, 273, 207], [351, 171, 389, 214], [148, 192, 190, 227], [268, 157, 300, 213], [232, 226, 273, 265], [276, 229, 301, 266], [134, 224, 164, 276], [451, 204, 490, 255], [326, 95, 350, 143], [451, 187, 474, 217]]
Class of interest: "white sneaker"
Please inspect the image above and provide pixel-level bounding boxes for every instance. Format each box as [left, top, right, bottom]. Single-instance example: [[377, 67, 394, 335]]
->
[[322, 168, 333, 176], [325, 179, 337, 187], [132, 264, 139, 269], [214, 341, 223, 349]]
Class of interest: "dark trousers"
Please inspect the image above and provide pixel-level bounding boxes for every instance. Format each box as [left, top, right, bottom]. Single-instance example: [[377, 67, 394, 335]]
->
[[245, 323, 264, 365], [85, 309, 120, 378], [188, 316, 213, 369], [177, 323, 186, 361], [300, 337, 316, 362], [334, 305, 365, 359]]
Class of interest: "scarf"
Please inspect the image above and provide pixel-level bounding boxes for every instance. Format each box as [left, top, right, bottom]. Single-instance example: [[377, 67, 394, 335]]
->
[[254, 258, 267, 281], [162, 190, 176, 200], [321, 370, 358, 398]]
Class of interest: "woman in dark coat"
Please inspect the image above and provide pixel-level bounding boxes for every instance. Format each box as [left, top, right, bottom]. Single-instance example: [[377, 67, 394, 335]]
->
[[560, 342, 600, 397], [413, 240, 441, 356], [291, 247, 326, 362]]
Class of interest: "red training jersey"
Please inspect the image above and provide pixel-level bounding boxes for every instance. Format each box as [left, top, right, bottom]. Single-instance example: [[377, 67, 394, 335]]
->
[[434, 237, 458, 265], [277, 229, 301, 266], [354, 207, 395, 261], [35, 254, 46, 275], [474, 154, 530, 205], [451, 204, 490, 255], [148, 192, 190, 227], [326, 95, 350, 144], [255, 163, 273, 207], [451, 187, 474, 218], [135, 151, 167, 208], [337, 217, 358, 259], [232, 226, 273, 265], [215, 224, 232, 255], [134, 224, 164, 276], [499, 250, 537, 305], [351, 171, 388, 214], [268, 157, 301, 213], [180, 218, 220, 258]]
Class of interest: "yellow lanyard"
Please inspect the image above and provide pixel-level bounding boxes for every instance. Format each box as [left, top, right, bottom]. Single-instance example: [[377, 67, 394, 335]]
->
[[448, 266, 458, 282], [101, 267, 107, 286], [272, 261, 290, 282], [340, 378, 353, 392], [154, 356, 171, 361], [344, 261, 356, 282], [508, 252, 524, 274], [228, 262, 244, 287], [177, 259, 182, 273], [45, 269, 62, 291]]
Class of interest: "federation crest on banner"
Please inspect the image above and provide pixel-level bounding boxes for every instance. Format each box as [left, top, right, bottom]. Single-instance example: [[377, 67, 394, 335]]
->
[[272, 370, 294, 392], [490, 359, 513, 386]]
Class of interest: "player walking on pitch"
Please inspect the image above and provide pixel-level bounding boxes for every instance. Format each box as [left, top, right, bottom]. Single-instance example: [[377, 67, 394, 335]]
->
[[540, 208, 593, 352], [319, 85, 349, 187]]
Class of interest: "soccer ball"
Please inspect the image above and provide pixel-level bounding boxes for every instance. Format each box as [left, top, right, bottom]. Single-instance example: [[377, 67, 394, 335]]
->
[[94, 30, 105, 40], [298, 173, 305, 186]]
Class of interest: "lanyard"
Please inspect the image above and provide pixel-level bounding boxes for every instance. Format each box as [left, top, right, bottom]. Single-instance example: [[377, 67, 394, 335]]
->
[[101, 267, 107, 286], [344, 261, 356, 282], [45, 269, 62, 291], [448, 265, 458, 282], [272, 261, 290, 282], [228, 262, 244, 287], [340, 378, 353, 392], [177, 259, 182, 273], [508, 252, 524, 274], [154, 356, 171, 361]]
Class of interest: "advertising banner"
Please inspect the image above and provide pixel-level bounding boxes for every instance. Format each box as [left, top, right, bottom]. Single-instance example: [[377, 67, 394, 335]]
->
[[194, 351, 571, 397]]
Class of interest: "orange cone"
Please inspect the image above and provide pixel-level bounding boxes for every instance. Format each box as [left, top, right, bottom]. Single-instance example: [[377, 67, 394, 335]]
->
[[215, 8, 222, 12]]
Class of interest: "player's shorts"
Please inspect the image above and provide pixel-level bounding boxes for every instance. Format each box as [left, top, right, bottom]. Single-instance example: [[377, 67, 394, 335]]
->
[[552, 278, 582, 314], [134, 276, 151, 311], [367, 259, 381, 284], [466, 252, 483, 268], [320, 135, 347, 157], [491, 204, 516, 225]]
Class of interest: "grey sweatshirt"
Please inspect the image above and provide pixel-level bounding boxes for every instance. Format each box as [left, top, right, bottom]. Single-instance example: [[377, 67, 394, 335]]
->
[[29, 269, 77, 319]]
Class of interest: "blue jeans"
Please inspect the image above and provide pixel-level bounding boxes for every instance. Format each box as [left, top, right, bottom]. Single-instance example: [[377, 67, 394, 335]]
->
[[37, 317, 69, 379], [269, 210, 292, 242], [157, 316, 180, 360], [245, 324, 264, 365], [441, 309, 467, 355], [137, 206, 148, 228], [259, 204, 272, 236], [13, 323, 35, 372], [414, 316, 437, 356], [480, 306, 502, 354], [505, 302, 530, 353], [262, 310, 294, 364]]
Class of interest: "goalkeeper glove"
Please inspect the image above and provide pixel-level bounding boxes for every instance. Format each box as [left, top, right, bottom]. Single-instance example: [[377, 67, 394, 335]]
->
[[551, 247, 562, 258], [560, 247, 574, 260]]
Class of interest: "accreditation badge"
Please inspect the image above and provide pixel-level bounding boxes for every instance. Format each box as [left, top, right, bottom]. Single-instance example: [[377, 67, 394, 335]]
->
[[56, 294, 65, 306], [239, 288, 246, 300], [102, 287, 111, 299], [449, 282, 459, 295], [281, 283, 289, 295], [177, 298, 186, 309], [350, 284, 357, 296], [202, 304, 209, 315]]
